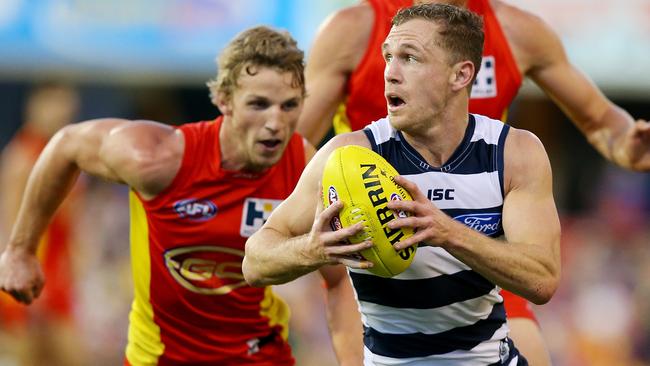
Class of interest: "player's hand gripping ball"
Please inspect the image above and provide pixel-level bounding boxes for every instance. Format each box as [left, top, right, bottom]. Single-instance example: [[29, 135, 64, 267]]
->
[[322, 145, 416, 277]]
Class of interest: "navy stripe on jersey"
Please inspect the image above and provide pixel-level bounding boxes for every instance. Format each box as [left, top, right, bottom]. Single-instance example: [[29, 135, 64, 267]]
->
[[364, 302, 506, 358], [351, 271, 495, 309], [497, 124, 510, 197]]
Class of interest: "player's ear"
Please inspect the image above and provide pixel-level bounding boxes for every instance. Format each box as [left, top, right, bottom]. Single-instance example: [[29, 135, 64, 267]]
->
[[449, 60, 475, 92], [214, 91, 233, 116]]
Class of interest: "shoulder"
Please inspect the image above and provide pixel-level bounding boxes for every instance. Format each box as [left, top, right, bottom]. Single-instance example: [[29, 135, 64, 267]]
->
[[102, 120, 184, 198], [492, 0, 565, 74], [503, 127, 551, 192], [310, 2, 375, 71]]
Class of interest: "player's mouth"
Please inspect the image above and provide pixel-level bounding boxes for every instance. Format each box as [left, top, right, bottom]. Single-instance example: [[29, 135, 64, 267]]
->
[[257, 138, 283, 153], [386, 93, 406, 112]]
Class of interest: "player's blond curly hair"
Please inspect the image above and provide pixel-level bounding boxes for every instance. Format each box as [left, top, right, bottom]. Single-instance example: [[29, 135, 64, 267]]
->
[[207, 26, 305, 104]]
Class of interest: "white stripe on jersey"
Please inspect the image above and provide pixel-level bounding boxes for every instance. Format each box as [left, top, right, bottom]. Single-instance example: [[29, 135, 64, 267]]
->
[[471, 114, 505, 145], [350, 246, 470, 279], [402, 171, 502, 210], [359, 288, 503, 334]]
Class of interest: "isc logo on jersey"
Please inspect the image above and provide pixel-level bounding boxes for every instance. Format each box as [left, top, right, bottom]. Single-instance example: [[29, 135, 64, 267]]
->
[[164, 245, 246, 295], [240, 198, 283, 237], [173, 198, 218, 220]]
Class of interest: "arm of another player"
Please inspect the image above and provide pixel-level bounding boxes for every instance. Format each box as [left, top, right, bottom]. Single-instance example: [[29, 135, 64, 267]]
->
[[0, 118, 182, 304], [297, 4, 373, 146], [387, 129, 560, 304], [243, 132, 373, 286], [512, 9, 650, 171], [319, 265, 364, 366]]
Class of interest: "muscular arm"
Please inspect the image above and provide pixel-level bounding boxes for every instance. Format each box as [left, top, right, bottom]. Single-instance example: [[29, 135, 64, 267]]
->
[[502, 4, 650, 170], [297, 4, 374, 146], [0, 118, 182, 303], [389, 129, 560, 304]]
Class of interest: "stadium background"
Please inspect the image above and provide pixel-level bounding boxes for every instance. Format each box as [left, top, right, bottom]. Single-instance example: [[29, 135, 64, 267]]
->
[[0, 0, 648, 365]]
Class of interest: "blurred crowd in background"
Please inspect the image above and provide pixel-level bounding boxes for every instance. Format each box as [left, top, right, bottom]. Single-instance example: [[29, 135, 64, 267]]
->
[[0, 1, 648, 365]]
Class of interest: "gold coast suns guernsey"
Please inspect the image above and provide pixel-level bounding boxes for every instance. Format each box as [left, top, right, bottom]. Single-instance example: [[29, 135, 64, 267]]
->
[[126, 117, 304, 366], [339, 0, 522, 133]]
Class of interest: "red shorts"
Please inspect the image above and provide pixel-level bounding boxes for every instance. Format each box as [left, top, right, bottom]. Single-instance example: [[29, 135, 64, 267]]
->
[[502, 289, 537, 322]]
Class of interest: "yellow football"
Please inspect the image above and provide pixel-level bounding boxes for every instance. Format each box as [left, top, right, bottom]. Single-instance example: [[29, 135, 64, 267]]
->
[[322, 145, 416, 277]]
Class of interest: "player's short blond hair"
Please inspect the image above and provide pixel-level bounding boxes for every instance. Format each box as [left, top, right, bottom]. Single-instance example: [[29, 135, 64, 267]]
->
[[207, 26, 305, 103]]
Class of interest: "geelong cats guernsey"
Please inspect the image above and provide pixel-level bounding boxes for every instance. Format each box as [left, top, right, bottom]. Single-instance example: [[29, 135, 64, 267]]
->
[[125, 117, 303, 365], [357, 115, 520, 365]]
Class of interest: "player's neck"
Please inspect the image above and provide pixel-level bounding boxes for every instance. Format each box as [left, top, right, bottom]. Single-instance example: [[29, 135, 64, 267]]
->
[[401, 102, 469, 168]]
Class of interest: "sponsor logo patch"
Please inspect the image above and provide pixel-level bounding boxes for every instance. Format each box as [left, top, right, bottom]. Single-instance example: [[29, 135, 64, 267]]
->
[[164, 245, 246, 295], [471, 56, 497, 99], [453, 212, 502, 236], [240, 198, 283, 237], [173, 198, 218, 221]]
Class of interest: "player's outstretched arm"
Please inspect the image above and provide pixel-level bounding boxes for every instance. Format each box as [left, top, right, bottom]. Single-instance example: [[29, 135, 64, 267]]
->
[[297, 4, 373, 146], [511, 7, 650, 171], [0, 118, 181, 304], [387, 129, 561, 304], [243, 133, 373, 286]]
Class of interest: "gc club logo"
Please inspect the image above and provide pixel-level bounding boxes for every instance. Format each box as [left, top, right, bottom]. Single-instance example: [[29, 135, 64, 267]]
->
[[164, 245, 246, 295]]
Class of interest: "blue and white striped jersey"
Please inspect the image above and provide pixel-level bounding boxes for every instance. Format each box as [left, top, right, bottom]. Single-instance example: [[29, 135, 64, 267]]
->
[[355, 114, 518, 365]]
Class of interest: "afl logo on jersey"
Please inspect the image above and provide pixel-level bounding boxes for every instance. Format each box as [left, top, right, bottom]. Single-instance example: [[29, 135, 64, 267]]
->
[[173, 198, 218, 220], [164, 245, 246, 295], [453, 213, 502, 236]]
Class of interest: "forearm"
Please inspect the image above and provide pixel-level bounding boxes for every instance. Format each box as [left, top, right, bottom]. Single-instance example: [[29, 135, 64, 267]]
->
[[243, 228, 324, 287], [323, 268, 364, 365], [443, 220, 559, 304], [580, 103, 635, 167], [8, 132, 80, 253]]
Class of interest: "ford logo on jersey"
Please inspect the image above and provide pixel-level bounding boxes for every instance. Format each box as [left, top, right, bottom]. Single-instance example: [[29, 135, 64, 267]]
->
[[453, 213, 502, 236], [173, 199, 218, 220]]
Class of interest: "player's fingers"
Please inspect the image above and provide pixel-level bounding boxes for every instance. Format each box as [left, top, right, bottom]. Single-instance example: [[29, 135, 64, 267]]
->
[[387, 216, 421, 231], [394, 175, 426, 202], [393, 230, 428, 251], [324, 222, 365, 243], [325, 240, 373, 256], [331, 254, 374, 269], [386, 199, 416, 213], [315, 200, 343, 229]]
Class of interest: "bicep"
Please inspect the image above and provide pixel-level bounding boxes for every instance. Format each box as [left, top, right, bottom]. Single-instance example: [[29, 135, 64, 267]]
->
[[501, 130, 560, 252]]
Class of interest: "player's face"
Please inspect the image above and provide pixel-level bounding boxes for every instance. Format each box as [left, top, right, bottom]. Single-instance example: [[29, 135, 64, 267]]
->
[[383, 19, 453, 132], [226, 67, 304, 171]]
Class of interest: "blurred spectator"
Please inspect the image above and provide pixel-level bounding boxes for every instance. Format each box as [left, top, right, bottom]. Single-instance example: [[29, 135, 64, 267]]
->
[[0, 82, 86, 366]]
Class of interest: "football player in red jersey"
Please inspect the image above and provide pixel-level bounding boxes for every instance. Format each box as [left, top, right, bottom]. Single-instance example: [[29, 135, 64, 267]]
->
[[0, 26, 363, 366], [0, 82, 86, 366], [297, 1, 650, 364]]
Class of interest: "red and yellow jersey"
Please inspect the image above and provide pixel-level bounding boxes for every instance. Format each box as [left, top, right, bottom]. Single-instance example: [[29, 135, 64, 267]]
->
[[126, 117, 304, 365], [0, 128, 75, 326], [338, 0, 522, 133]]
